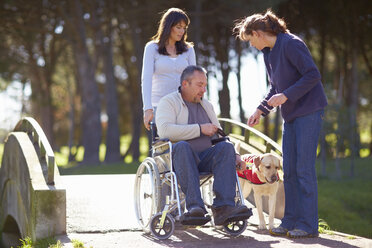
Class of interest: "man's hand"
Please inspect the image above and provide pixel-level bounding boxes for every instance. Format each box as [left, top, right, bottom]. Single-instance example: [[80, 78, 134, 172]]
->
[[235, 154, 246, 172], [200, 123, 218, 136], [267, 93, 288, 107], [247, 109, 263, 127], [143, 109, 154, 130]]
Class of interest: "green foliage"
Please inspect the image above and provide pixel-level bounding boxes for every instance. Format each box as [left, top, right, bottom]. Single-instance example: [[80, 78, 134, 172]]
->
[[71, 239, 86, 248], [59, 161, 140, 175], [15, 236, 62, 248], [17, 237, 33, 248], [318, 219, 333, 235]]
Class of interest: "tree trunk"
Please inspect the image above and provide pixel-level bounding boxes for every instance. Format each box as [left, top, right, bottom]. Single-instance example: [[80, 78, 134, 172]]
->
[[117, 14, 143, 161], [235, 39, 245, 123], [67, 0, 102, 165], [273, 109, 281, 142], [28, 65, 55, 149], [89, 2, 121, 163], [319, 29, 327, 177], [192, 0, 202, 64], [263, 75, 270, 136], [129, 22, 144, 161], [349, 47, 359, 177], [67, 72, 76, 162], [216, 33, 231, 118], [102, 38, 121, 163]]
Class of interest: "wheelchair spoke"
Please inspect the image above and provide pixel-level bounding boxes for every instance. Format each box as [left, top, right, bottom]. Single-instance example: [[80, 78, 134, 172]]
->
[[150, 213, 175, 240], [223, 219, 248, 236]]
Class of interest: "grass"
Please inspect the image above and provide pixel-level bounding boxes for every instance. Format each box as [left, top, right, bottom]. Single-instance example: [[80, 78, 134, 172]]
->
[[14, 236, 62, 248], [316, 157, 372, 239], [15, 237, 90, 248], [58, 161, 140, 175]]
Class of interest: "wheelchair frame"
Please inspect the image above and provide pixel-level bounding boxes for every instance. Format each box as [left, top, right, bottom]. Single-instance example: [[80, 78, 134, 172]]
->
[[134, 128, 249, 240]]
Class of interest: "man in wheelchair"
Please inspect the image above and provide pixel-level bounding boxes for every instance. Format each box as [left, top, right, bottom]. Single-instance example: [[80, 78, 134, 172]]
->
[[156, 65, 252, 226]]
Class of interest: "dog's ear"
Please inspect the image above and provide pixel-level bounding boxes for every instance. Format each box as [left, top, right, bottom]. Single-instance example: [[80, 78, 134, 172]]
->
[[253, 155, 262, 168]]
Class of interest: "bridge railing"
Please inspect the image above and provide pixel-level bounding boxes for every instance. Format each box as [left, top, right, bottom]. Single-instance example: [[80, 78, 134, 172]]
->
[[14, 117, 55, 185], [218, 118, 282, 157]]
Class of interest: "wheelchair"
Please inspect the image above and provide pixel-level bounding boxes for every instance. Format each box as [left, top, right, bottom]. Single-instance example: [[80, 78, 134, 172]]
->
[[134, 123, 251, 240]]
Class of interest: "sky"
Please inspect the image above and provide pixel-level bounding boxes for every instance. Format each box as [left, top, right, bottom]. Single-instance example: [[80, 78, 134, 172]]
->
[[0, 81, 30, 131], [209, 53, 268, 120], [0, 53, 268, 131]]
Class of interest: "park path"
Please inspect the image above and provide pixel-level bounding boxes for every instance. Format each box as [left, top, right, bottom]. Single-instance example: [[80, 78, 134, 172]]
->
[[56, 174, 372, 248]]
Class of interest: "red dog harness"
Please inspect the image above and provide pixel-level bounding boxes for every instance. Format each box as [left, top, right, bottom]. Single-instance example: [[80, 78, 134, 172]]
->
[[237, 155, 266, 185]]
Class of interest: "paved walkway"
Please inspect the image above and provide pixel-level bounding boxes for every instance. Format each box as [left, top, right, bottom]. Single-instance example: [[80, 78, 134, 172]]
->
[[57, 175, 372, 248]]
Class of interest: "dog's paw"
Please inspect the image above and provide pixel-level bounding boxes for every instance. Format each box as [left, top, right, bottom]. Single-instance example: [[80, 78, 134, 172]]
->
[[258, 224, 267, 230]]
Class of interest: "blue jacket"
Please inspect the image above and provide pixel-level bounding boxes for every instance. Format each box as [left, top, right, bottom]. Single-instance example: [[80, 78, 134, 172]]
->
[[258, 32, 327, 122]]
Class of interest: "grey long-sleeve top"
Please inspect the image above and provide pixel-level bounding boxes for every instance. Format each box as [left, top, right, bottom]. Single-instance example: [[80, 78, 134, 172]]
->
[[141, 41, 196, 111]]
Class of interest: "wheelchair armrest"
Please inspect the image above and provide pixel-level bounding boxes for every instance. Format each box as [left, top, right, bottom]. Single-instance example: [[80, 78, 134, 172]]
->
[[152, 138, 170, 146], [152, 138, 171, 157]]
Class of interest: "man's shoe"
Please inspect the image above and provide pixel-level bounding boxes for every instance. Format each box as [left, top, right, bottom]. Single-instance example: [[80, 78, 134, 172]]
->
[[188, 206, 206, 217], [212, 205, 252, 225], [180, 206, 210, 226], [236, 205, 252, 214], [287, 229, 318, 238], [269, 226, 288, 236]]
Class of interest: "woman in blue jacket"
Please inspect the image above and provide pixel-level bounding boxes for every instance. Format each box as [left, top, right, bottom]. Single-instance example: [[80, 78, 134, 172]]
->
[[234, 10, 327, 238]]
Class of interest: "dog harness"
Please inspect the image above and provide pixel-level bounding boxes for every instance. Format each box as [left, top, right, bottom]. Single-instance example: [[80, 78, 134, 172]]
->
[[237, 155, 266, 185]]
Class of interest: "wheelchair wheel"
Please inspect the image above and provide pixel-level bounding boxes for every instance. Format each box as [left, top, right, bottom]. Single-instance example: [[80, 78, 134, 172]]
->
[[134, 158, 161, 231], [150, 213, 175, 240], [223, 219, 248, 237]]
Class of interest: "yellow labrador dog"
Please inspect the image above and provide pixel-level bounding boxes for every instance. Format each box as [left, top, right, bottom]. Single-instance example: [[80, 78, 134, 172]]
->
[[236, 146, 281, 230]]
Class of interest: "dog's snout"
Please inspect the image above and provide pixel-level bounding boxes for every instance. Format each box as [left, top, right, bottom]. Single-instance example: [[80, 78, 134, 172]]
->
[[271, 175, 278, 182]]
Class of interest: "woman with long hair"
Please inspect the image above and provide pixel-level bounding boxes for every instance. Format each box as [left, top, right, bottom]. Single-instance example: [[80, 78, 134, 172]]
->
[[141, 8, 196, 130], [234, 10, 327, 238]]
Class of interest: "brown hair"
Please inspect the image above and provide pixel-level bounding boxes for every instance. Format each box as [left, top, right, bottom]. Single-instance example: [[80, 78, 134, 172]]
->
[[152, 8, 192, 55], [234, 9, 288, 41]]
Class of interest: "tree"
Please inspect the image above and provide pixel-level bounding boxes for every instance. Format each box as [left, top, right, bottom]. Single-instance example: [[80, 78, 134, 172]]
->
[[61, 0, 102, 164], [89, 0, 121, 163], [0, 0, 66, 146]]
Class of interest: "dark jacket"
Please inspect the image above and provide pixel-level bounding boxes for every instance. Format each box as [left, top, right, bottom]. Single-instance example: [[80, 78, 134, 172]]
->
[[258, 32, 327, 122]]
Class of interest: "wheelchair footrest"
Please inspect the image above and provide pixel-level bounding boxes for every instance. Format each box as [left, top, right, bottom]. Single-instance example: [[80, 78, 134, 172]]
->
[[223, 210, 253, 224], [180, 215, 211, 226]]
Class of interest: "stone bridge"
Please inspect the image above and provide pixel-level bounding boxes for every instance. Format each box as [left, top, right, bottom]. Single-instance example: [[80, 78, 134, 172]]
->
[[0, 117, 66, 247]]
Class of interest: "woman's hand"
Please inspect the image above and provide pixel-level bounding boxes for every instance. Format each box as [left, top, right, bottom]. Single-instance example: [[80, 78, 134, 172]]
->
[[247, 109, 263, 127], [235, 154, 246, 172], [267, 93, 288, 107], [143, 109, 154, 130]]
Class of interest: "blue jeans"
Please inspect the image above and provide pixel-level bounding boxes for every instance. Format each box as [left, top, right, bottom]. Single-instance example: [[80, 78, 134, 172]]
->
[[172, 141, 236, 211], [281, 110, 324, 235]]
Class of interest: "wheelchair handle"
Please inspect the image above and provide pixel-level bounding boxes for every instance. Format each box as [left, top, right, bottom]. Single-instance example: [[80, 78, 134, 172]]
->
[[150, 122, 158, 143]]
